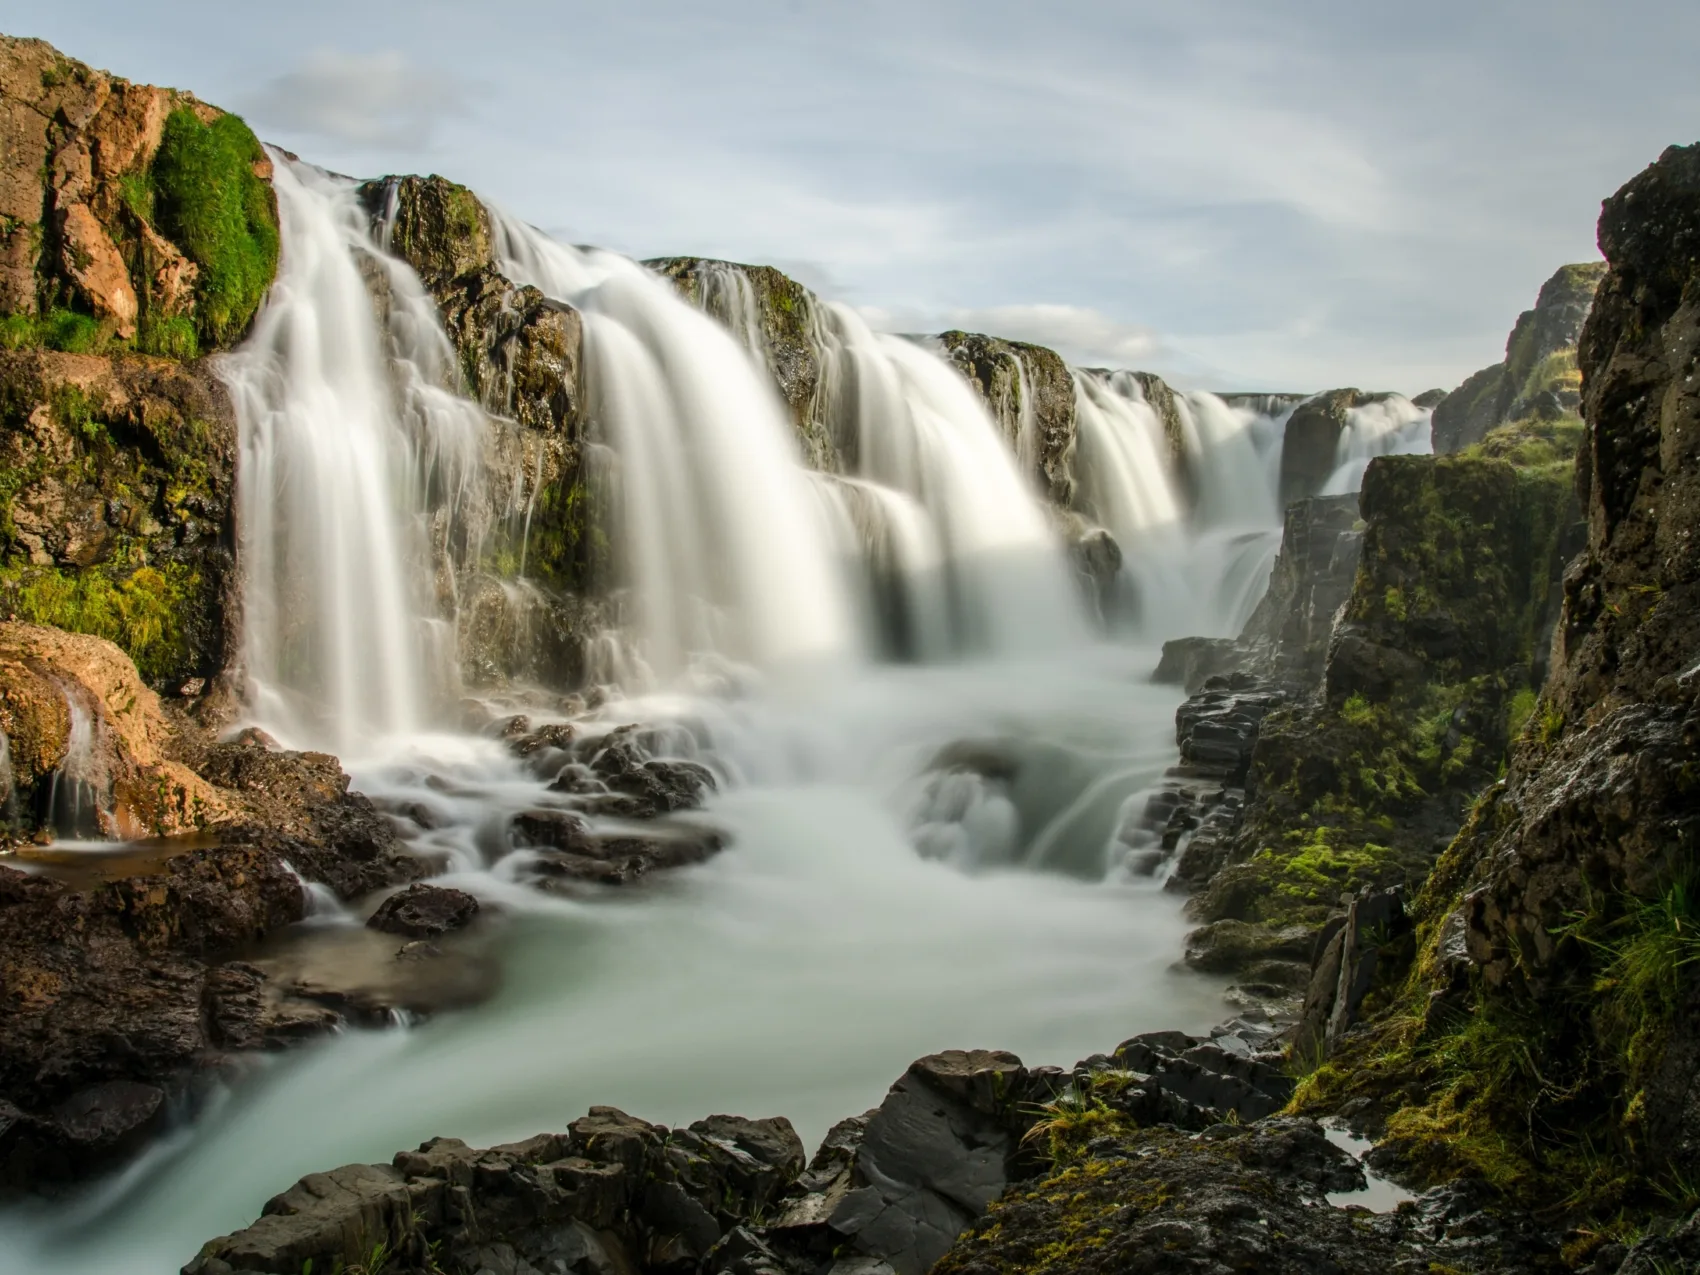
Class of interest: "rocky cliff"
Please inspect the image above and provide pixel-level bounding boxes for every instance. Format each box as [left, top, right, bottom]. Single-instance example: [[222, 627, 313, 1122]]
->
[[0, 36, 279, 689], [1431, 262, 1606, 456], [1286, 143, 1700, 1254], [358, 174, 613, 689]]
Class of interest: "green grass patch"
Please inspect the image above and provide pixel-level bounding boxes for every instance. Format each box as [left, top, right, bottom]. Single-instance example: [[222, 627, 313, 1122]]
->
[[0, 308, 110, 354], [0, 563, 199, 682], [150, 109, 279, 347]]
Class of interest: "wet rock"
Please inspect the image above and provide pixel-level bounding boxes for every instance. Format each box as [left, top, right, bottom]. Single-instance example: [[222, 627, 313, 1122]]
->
[[937, 331, 1077, 507], [197, 737, 426, 898], [548, 724, 717, 819], [649, 257, 833, 468], [366, 883, 480, 939], [185, 1100, 808, 1275], [1293, 885, 1411, 1064], [1152, 636, 1246, 693], [0, 846, 304, 1194], [1238, 492, 1362, 688], [1056, 513, 1122, 622], [514, 807, 723, 887], [0, 621, 233, 838], [934, 1119, 1397, 1275], [1183, 919, 1315, 973]]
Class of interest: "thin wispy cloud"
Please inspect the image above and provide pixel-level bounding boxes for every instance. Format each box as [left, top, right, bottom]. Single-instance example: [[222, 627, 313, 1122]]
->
[[245, 49, 472, 150]]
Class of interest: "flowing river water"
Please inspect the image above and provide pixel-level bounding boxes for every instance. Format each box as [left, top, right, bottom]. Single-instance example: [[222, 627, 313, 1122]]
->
[[0, 157, 1431, 1273]]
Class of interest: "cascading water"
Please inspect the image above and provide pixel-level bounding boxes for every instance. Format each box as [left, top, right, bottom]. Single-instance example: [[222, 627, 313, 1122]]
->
[[490, 215, 860, 683], [1321, 394, 1433, 493], [43, 689, 104, 839], [225, 158, 484, 754], [0, 160, 1401, 1275], [1064, 370, 1293, 639], [809, 304, 1089, 658]]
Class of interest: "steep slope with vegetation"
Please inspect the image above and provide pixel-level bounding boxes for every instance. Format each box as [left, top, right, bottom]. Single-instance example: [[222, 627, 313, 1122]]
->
[[1290, 143, 1700, 1246], [0, 35, 279, 688]]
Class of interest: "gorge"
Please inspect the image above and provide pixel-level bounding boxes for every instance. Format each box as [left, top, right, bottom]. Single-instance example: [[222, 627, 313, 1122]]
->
[[0, 30, 1695, 1275]]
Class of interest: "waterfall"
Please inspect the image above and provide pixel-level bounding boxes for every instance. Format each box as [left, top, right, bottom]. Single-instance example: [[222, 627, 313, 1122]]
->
[[490, 214, 861, 683], [223, 158, 486, 754], [1321, 395, 1433, 493], [44, 689, 104, 839], [1062, 371, 1290, 640], [810, 303, 1089, 658]]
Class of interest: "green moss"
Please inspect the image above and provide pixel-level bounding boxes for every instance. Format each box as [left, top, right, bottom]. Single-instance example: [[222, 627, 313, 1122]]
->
[[137, 315, 200, 360], [0, 563, 199, 682], [1466, 414, 1586, 475], [0, 308, 110, 354], [150, 109, 279, 347], [1507, 687, 1539, 739]]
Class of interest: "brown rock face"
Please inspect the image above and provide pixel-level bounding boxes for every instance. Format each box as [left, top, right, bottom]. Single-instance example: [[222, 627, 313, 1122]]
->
[[0, 621, 231, 837], [0, 35, 237, 340]]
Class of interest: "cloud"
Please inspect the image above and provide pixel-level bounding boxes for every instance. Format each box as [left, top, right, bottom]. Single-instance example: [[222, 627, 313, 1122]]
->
[[861, 302, 1164, 369], [245, 49, 472, 149]]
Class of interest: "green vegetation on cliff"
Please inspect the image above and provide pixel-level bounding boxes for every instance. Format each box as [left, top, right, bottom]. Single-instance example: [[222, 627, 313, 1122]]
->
[[1193, 456, 1575, 969], [149, 109, 280, 348], [0, 562, 199, 683], [1288, 145, 1700, 1249]]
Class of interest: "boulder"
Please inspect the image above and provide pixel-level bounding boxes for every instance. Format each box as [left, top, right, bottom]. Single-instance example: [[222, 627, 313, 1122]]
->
[[366, 884, 480, 938], [197, 737, 426, 899], [1152, 636, 1246, 694], [1278, 389, 1385, 504]]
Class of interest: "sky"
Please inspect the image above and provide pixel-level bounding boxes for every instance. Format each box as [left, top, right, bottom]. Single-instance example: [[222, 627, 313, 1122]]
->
[[6, 0, 1698, 393]]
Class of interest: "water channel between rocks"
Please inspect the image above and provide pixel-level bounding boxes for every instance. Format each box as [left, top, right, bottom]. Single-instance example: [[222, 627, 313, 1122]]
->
[[1, 645, 1236, 1274]]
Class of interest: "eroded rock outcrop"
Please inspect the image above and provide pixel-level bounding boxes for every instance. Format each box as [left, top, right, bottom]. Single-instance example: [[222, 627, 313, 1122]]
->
[[1278, 388, 1390, 504], [0, 621, 229, 836], [0, 844, 304, 1190], [0, 37, 270, 691], [649, 256, 838, 471], [937, 330, 1077, 508], [1431, 262, 1606, 455]]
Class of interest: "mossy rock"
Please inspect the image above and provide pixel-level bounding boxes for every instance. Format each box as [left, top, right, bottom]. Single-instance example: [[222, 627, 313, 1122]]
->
[[647, 256, 834, 467], [0, 349, 235, 687], [937, 330, 1077, 507], [365, 175, 493, 286], [147, 108, 280, 348]]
